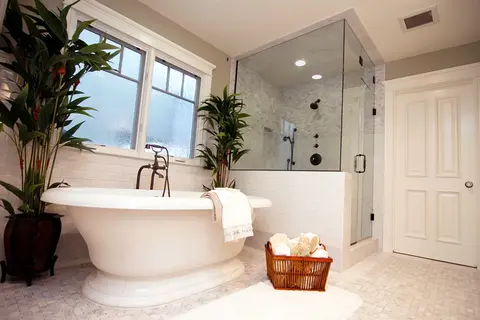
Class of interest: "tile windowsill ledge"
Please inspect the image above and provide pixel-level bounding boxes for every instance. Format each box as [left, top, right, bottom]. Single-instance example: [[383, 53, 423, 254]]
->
[[64, 145, 206, 168]]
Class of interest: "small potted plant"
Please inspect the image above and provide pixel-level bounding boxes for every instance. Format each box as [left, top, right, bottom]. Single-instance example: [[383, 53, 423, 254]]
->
[[0, 0, 118, 286], [197, 86, 250, 190]]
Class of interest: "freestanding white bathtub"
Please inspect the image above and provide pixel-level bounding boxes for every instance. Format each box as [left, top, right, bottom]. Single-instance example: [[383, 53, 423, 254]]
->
[[41, 188, 271, 308]]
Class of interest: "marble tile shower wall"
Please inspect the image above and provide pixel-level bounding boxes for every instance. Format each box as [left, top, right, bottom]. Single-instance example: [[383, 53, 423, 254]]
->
[[236, 63, 348, 171], [281, 75, 344, 170], [235, 63, 289, 170], [0, 136, 211, 266]]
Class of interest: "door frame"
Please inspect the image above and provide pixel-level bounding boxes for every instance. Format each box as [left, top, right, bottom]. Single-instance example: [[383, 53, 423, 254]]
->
[[383, 63, 480, 266]]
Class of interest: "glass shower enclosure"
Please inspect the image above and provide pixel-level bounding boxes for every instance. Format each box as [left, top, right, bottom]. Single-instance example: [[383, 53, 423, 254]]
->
[[234, 20, 376, 244]]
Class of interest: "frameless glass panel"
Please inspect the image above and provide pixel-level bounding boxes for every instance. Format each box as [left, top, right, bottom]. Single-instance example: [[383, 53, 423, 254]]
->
[[152, 61, 168, 90], [182, 74, 197, 101], [146, 90, 195, 158], [79, 28, 100, 45], [343, 21, 374, 244], [235, 20, 345, 171], [168, 68, 183, 96], [105, 39, 120, 71], [360, 87, 375, 240], [71, 72, 139, 149], [122, 47, 142, 80]]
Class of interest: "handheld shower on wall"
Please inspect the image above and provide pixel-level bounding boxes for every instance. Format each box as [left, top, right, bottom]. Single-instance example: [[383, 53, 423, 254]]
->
[[283, 128, 297, 170], [310, 99, 321, 110]]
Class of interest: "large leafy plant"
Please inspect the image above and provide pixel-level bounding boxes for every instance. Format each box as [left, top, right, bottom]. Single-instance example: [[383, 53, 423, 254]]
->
[[197, 86, 249, 190], [0, 0, 118, 216]]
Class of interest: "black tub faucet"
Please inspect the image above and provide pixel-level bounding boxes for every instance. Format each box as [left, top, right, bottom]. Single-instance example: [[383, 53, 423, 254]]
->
[[136, 144, 171, 197]]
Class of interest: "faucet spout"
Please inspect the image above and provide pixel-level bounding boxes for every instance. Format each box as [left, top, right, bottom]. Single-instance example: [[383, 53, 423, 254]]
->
[[135, 144, 171, 197], [136, 164, 151, 189]]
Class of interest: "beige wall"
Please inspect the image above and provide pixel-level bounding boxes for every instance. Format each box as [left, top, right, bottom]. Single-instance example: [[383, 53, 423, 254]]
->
[[33, 0, 231, 96], [386, 41, 480, 80]]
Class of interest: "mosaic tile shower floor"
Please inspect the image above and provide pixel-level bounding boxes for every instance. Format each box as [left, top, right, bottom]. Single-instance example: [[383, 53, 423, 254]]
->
[[1, 249, 479, 320]]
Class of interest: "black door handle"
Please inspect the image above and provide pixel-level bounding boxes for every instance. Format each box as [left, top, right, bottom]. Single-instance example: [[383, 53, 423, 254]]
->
[[359, 154, 366, 174]]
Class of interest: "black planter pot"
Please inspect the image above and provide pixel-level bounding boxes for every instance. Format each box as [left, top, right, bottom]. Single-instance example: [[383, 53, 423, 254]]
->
[[1, 213, 62, 286]]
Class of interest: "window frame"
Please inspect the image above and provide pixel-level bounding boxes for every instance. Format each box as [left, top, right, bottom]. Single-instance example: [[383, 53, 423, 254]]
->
[[65, 0, 215, 166], [148, 58, 201, 159], [77, 25, 147, 150]]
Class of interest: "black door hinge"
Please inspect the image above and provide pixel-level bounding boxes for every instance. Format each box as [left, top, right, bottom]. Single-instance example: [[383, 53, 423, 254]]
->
[[372, 108, 377, 116], [373, 76, 376, 84], [359, 56, 364, 67], [370, 213, 375, 221]]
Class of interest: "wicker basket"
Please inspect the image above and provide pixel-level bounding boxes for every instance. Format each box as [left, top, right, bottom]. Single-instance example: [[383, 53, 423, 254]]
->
[[265, 242, 333, 291]]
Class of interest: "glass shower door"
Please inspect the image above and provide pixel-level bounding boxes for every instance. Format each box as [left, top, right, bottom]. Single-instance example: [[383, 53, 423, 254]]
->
[[358, 83, 374, 240]]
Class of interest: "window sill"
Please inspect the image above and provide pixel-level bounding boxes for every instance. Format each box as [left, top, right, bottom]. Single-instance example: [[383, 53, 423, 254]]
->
[[66, 145, 206, 168]]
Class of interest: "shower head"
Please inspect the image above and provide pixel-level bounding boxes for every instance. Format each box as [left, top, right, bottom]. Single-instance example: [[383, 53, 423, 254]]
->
[[310, 99, 321, 110]]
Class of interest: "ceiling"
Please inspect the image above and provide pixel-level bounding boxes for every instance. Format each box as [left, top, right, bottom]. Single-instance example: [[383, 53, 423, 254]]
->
[[138, 0, 480, 63], [238, 21, 370, 89]]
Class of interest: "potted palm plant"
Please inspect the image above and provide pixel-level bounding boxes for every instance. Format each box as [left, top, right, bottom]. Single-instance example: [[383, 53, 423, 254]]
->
[[197, 86, 250, 190], [0, 0, 118, 286]]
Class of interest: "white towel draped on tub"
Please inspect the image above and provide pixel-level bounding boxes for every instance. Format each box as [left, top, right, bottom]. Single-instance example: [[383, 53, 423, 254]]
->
[[201, 188, 253, 242]]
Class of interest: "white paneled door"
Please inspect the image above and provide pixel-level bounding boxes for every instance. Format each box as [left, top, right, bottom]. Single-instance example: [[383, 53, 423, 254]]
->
[[393, 82, 478, 266]]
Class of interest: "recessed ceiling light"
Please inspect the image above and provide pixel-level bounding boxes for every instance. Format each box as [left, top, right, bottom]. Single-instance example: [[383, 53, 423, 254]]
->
[[312, 74, 323, 80], [295, 60, 306, 67]]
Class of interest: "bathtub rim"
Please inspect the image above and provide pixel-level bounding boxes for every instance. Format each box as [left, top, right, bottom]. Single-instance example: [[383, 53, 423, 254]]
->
[[41, 187, 272, 211]]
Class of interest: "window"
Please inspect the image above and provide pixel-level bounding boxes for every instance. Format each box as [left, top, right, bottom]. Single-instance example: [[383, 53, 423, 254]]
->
[[146, 60, 200, 158], [68, 21, 205, 160], [71, 27, 145, 149]]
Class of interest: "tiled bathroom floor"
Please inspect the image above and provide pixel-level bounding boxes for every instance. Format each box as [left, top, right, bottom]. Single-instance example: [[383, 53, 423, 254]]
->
[[0, 249, 478, 320]]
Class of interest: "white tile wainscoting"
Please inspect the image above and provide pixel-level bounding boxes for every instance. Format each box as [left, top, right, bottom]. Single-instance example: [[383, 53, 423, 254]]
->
[[234, 170, 378, 271]]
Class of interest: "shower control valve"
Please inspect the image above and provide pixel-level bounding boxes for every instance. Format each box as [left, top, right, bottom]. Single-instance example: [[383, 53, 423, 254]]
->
[[314, 134, 319, 139], [314, 144, 319, 148]]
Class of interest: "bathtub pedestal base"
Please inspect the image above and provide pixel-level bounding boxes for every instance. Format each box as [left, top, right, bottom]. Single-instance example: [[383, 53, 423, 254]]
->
[[82, 258, 245, 308]]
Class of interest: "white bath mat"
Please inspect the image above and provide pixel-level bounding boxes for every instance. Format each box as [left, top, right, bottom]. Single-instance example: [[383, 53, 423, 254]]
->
[[172, 282, 363, 320]]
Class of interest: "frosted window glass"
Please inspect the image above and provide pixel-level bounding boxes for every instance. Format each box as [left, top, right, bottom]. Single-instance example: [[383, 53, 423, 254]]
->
[[122, 47, 142, 80], [70, 72, 139, 149], [182, 74, 197, 101], [105, 39, 120, 71], [152, 62, 168, 90], [79, 29, 99, 45], [168, 68, 183, 96], [146, 90, 195, 158]]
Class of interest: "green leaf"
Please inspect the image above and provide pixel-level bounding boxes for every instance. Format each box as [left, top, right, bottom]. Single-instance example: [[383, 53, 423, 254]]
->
[[79, 42, 119, 54], [0, 199, 15, 216], [48, 181, 70, 189], [65, 96, 90, 109], [72, 20, 95, 42], [17, 123, 45, 143], [18, 204, 34, 214], [0, 180, 24, 201], [60, 0, 80, 24], [60, 121, 84, 144], [35, 0, 67, 43], [5, 0, 23, 39]]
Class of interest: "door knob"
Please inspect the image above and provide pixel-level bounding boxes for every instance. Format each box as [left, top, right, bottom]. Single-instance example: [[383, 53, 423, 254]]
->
[[465, 181, 474, 189]]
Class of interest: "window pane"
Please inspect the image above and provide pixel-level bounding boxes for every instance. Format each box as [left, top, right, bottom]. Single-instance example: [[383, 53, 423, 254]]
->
[[168, 68, 183, 96], [122, 47, 142, 80], [146, 90, 195, 158], [182, 74, 197, 101], [79, 28, 100, 45], [71, 72, 139, 149], [152, 62, 168, 90], [105, 39, 120, 71]]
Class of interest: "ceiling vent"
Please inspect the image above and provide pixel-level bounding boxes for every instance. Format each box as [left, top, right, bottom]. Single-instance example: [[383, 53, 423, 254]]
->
[[400, 5, 439, 31]]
